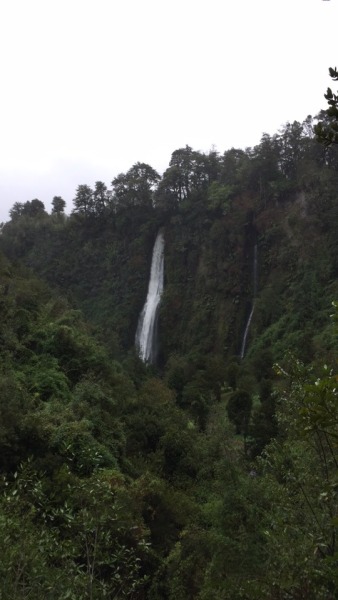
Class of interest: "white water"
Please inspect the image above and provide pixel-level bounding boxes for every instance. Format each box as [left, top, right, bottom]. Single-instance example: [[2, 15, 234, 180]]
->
[[240, 245, 258, 359], [240, 304, 255, 359], [135, 230, 165, 363]]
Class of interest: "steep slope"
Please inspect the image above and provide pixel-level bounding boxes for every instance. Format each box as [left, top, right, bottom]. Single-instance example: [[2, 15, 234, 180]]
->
[[2, 120, 338, 597], [2, 121, 338, 377]]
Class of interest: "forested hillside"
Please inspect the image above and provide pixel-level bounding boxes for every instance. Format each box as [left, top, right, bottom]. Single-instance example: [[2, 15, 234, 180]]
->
[[1, 114, 338, 598]]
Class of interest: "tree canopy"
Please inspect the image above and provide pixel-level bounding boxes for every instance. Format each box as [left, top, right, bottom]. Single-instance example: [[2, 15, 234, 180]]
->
[[1, 111, 338, 597]]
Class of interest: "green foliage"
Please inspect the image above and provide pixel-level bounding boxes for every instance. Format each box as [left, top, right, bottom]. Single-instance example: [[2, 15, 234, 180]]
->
[[252, 355, 338, 598], [2, 118, 338, 598], [315, 67, 338, 146], [51, 196, 66, 214], [3, 119, 337, 365], [72, 184, 94, 217], [206, 181, 233, 213], [9, 199, 47, 221], [247, 379, 277, 457], [0, 463, 149, 599], [227, 390, 252, 435], [112, 162, 160, 210]]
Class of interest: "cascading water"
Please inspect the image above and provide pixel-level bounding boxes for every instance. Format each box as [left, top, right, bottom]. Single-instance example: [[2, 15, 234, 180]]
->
[[240, 244, 258, 359], [135, 230, 165, 363], [240, 305, 255, 360]]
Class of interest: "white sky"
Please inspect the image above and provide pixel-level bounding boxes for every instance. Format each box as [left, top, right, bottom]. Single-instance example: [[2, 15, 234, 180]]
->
[[0, 0, 336, 222]]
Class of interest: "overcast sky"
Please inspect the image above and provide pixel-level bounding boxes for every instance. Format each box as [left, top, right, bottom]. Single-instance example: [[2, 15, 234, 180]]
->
[[0, 0, 336, 222]]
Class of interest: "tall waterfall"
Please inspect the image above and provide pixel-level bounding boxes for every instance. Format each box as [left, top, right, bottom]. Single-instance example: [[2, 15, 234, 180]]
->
[[240, 245, 258, 359], [135, 230, 165, 363]]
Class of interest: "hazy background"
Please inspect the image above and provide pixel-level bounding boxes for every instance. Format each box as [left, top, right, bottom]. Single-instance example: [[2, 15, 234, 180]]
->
[[0, 0, 336, 222]]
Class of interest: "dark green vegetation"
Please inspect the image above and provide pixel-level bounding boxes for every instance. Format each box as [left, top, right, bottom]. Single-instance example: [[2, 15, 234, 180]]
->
[[315, 66, 338, 146], [1, 116, 338, 598]]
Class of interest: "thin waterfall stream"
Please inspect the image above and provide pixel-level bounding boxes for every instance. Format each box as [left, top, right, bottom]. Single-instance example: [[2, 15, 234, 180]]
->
[[135, 230, 165, 363], [240, 244, 258, 359]]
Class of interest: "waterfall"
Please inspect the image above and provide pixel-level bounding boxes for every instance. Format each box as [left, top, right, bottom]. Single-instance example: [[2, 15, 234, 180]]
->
[[135, 230, 165, 363], [240, 245, 257, 359], [240, 305, 255, 360]]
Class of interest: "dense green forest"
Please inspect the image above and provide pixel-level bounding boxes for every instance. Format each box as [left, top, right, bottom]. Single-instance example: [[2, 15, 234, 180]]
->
[[1, 109, 338, 598]]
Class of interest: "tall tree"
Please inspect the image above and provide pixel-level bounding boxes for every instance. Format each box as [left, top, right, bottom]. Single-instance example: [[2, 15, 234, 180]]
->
[[51, 196, 66, 215], [278, 120, 306, 179], [111, 162, 160, 210], [219, 147, 250, 187], [9, 199, 46, 220], [156, 146, 212, 208], [93, 181, 109, 215], [72, 184, 94, 217], [315, 67, 338, 146], [9, 202, 24, 221]]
